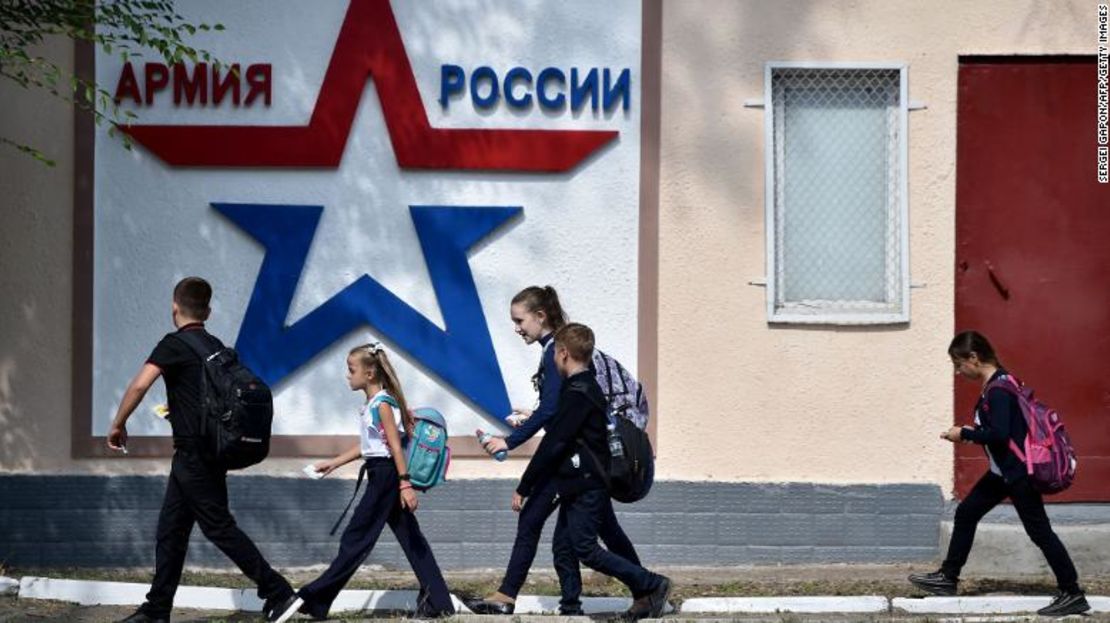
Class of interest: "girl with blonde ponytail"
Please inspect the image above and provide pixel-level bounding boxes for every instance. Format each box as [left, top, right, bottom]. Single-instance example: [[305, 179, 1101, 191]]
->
[[362, 345, 415, 437], [274, 342, 454, 622]]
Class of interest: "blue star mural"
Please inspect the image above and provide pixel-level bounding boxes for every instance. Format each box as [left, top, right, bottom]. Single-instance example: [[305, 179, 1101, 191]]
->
[[214, 202, 521, 423]]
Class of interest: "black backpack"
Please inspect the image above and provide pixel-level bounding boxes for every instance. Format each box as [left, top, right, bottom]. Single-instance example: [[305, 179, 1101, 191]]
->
[[570, 378, 655, 504], [172, 332, 273, 470]]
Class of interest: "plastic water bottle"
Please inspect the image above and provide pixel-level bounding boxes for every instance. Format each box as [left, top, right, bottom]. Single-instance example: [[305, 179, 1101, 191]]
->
[[476, 429, 508, 461], [607, 423, 624, 458]]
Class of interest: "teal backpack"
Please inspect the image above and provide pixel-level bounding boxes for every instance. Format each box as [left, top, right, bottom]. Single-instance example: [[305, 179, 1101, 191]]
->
[[404, 406, 451, 490], [331, 399, 451, 534]]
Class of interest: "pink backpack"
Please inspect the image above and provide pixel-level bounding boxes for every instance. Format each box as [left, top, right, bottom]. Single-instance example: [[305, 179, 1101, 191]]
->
[[986, 375, 1078, 494]]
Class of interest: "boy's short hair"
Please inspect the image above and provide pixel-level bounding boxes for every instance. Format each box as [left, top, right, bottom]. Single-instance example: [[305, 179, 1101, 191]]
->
[[173, 277, 212, 321], [553, 322, 595, 362]]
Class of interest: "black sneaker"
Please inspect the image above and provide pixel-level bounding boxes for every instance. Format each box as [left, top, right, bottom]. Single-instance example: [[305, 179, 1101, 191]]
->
[[116, 611, 168, 623], [907, 570, 957, 596], [559, 606, 586, 616], [1037, 591, 1091, 617]]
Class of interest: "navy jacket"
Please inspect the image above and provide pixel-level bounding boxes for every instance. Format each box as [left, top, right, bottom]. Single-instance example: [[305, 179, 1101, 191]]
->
[[505, 333, 561, 450], [959, 368, 1030, 484]]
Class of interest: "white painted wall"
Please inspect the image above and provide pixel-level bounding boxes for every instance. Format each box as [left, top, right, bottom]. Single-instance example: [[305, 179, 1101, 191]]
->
[[91, 0, 642, 438]]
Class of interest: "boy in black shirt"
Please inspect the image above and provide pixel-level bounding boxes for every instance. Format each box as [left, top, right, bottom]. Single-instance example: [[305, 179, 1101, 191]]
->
[[514, 323, 670, 620], [107, 277, 297, 623]]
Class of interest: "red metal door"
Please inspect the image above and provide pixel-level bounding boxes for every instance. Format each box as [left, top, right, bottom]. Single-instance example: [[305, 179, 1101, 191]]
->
[[955, 57, 1110, 501]]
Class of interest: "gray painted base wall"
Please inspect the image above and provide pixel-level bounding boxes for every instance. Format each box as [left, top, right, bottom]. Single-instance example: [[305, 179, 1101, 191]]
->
[[0, 476, 942, 569]]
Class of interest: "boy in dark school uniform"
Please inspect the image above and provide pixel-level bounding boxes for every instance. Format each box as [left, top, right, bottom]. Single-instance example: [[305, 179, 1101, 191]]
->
[[513, 322, 671, 620], [106, 277, 298, 623]]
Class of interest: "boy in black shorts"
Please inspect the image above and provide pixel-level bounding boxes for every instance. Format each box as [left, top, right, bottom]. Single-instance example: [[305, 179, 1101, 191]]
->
[[513, 322, 670, 620], [107, 277, 297, 623]]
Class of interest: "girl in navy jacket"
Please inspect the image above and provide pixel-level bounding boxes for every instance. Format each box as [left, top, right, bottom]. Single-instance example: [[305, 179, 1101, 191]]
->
[[908, 331, 1087, 617], [467, 286, 639, 616]]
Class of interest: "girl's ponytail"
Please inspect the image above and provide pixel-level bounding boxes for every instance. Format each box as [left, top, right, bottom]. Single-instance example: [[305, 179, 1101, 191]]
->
[[350, 342, 415, 436], [376, 352, 414, 437], [512, 285, 568, 332]]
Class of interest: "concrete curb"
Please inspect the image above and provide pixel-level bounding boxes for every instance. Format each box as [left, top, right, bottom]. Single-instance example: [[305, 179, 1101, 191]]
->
[[19, 577, 261, 610], [512, 595, 633, 614], [13, 577, 635, 614], [892, 596, 1110, 614], [681, 596, 888, 613], [14, 577, 1110, 616], [16, 577, 471, 614]]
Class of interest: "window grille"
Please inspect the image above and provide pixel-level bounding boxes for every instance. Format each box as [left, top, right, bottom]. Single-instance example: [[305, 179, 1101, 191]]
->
[[764, 64, 909, 324]]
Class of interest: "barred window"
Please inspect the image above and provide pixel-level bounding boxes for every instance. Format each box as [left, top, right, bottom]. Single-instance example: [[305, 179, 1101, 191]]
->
[[764, 64, 909, 324]]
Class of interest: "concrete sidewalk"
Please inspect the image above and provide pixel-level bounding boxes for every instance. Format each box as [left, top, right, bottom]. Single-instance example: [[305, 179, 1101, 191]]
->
[[4, 565, 1110, 622], [5, 597, 1110, 622]]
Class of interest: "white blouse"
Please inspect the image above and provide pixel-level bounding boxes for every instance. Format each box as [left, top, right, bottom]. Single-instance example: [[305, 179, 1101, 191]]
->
[[360, 390, 402, 458]]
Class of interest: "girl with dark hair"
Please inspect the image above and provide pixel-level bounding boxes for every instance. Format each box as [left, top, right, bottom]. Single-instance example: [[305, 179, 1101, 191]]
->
[[273, 343, 454, 622], [908, 331, 1087, 617], [467, 286, 640, 616]]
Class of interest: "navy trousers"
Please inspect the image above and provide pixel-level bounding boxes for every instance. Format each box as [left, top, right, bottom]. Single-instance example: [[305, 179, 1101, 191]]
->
[[554, 488, 660, 599], [942, 472, 1079, 593], [498, 477, 641, 607], [298, 458, 454, 618], [142, 449, 292, 618]]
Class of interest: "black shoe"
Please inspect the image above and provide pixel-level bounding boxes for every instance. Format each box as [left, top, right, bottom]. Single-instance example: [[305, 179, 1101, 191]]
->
[[267, 593, 304, 623], [415, 594, 455, 619], [465, 598, 515, 615], [116, 610, 168, 623], [1037, 591, 1091, 617], [647, 576, 672, 618], [625, 576, 671, 620], [559, 606, 586, 616], [908, 570, 957, 596]]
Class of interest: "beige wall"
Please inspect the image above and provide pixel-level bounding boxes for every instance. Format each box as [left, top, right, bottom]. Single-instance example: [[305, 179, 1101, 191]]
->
[[0, 37, 77, 473], [655, 0, 1094, 489], [0, 2, 1096, 490]]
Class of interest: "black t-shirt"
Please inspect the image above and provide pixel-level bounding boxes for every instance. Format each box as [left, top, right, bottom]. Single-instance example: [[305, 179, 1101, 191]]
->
[[147, 323, 221, 443]]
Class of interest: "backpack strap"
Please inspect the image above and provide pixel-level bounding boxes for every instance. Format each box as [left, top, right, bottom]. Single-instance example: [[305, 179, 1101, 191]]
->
[[568, 380, 614, 492], [984, 373, 1021, 395], [591, 354, 617, 425], [368, 393, 400, 424], [600, 353, 616, 397], [368, 394, 406, 452], [611, 355, 631, 396], [167, 331, 221, 441], [567, 378, 606, 410], [330, 460, 370, 536], [981, 374, 1031, 466], [168, 330, 223, 362]]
